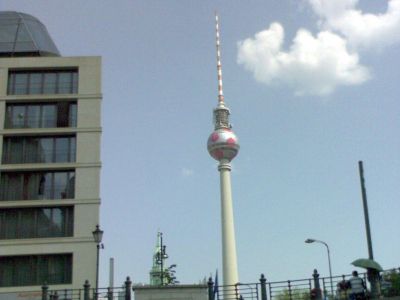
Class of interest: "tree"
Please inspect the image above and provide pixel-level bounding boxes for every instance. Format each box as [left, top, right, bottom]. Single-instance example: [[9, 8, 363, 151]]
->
[[382, 269, 400, 297]]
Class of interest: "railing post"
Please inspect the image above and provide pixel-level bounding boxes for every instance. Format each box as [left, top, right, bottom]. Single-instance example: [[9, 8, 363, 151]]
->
[[260, 274, 267, 300], [83, 280, 90, 300], [268, 282, 273, 300], [107, 287, 113, 300], [312, 269, 322, 300], [125, 276, 132, 300], [235, 283, 239, 300], [208, 277, 214, 300], [321, 277, 327, 299], [287, 281, 292, 300], [42, 283, 49, 300], [341, 275, 348, 299], [51, 291, 59, 300]]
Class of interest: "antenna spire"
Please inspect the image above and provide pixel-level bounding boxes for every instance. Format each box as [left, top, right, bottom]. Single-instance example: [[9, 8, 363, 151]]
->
[[215, 12, 224, 105]]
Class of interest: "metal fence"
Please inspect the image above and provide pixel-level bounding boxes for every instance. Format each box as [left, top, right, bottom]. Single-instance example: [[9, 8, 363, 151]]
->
[[42, 277, 132, 300], [208, 268, 400, 300], [31, 267, 400, 300]]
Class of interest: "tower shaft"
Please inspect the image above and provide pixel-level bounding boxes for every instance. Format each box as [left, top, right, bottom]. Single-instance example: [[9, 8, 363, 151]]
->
[[219, 160, 239, 286], [207, 13, 240, 287]]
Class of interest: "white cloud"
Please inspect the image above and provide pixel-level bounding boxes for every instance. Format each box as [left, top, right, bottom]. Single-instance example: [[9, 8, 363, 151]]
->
[[309, 0, 400, 49], [181, 167, 194, 177], [308, 0, 358, 18], [237, 23, 369, 96]]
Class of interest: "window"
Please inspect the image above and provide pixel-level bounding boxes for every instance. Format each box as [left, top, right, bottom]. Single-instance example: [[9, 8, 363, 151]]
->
[[5, 102, 77, 128], [0, 254, 72, 287], [2, 136, 76, 164], [0, 206, 73, 239], [7, 70, 78, 95], [0, 171, 75, 201]]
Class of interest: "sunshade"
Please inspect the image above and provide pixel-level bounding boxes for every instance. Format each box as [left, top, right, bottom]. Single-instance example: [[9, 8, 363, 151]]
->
[[351, 258, 383, 271]]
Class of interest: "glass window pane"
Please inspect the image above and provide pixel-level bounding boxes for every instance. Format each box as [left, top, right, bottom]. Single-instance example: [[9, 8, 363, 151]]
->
[[29, 73, 42, 94], [55, 137, 69, 162], [19, 209, 34, 238], [25, 173, 41, 200], [66, 208, 73, 236], [27, 105, 40, 128], [43, 73, 57, 94], [10, 106, 26, 128], [58, 72, 72, 93], [0, 257, 14, 286], [15, 256, 32, 285], [8, 70, 77, 95], [37, 208, 51, 237], [7, 73, 15, 94], [48, 256, 62, 283], [0, 254, 72, 287], [3, 136, 76, 164], [38, 138, 54, 163], [0, 174, 23, 201], [0, 207, 72, 239], [2, 138, 23, 164], [37, 256, 48, 285], [42, 104, 57, 128], [24, 137, 39, 163], [72, 72, 78, 93], [57, 102, 69, 127], [51, 208, 62, 236], [11, 138, 24, 163], [0, 172, 75, 201], [42, 173, 53, 199], [70, 137, 76, 162], [6, 103, 76, 129], [4, 210, 17, 239], [5, 106, 13, 128], [69, 103, 77, 127], [14, 73, 28, 95], [65, 173, 75, 199], [54, 172, 67, 199]]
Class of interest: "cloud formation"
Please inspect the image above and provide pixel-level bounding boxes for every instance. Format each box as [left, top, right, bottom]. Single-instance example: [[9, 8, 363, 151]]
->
[[309, 0, 400, 48], [237, 23, 369, 96], [237, 0, 400, 95]]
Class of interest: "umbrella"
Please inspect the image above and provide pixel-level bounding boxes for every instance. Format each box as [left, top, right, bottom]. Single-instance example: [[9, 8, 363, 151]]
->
[[351, 258, 383, 271]]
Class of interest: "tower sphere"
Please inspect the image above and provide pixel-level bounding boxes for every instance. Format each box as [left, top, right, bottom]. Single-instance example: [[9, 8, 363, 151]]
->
[[207, 128, 240, 161]]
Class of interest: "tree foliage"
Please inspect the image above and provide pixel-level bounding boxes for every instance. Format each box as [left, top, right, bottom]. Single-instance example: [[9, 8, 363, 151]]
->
[[382, 269, 400, 297]]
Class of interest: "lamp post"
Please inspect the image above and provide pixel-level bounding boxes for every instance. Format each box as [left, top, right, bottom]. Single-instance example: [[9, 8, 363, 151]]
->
[[305, 238, 334, 298], [92, 225, 104, 300]]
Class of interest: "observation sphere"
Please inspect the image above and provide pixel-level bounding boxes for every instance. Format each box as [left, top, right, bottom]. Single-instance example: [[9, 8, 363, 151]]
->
[[207, 128, 240, 161]]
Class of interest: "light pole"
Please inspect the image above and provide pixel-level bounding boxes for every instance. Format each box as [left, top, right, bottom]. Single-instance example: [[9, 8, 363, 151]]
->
[[305, 238, 334, 298], [92, 225, 104, 300]]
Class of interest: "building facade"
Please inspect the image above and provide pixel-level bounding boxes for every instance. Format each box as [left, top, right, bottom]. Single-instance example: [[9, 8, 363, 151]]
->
[[0, 12, 102, 295]]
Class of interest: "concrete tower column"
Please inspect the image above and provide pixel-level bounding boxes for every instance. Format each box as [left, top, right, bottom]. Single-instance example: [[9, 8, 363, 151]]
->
[[218, 160, 239, 286], [207, 13, 240, 287]]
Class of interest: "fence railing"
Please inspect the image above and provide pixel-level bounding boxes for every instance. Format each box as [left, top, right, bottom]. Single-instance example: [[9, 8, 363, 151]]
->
[[208, 268, 400, 300], [11, 267, 398, 300], [42, 277, 132, 300]]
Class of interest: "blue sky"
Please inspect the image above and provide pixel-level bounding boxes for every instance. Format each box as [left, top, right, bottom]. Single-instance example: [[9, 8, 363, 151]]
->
[[2, 0, 399, 287]]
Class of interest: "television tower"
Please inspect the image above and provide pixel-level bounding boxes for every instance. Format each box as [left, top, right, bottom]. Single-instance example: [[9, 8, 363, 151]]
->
[[207, 13, 240, 286]]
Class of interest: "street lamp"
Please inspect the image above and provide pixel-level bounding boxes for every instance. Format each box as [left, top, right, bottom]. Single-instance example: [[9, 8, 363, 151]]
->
[[305, 238, 334, 298], [92, 225, 104, 300]]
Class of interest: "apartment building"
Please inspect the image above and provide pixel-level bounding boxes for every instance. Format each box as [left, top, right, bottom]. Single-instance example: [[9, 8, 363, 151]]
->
[[0, 11, 102, 295]]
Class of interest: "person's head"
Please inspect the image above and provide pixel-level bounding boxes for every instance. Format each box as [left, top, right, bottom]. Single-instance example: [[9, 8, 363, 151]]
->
[[352, 271, 358, 276]]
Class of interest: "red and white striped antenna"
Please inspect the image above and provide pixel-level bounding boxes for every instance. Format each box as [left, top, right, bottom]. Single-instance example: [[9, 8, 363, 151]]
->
[[215, 12, 224, 105]]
